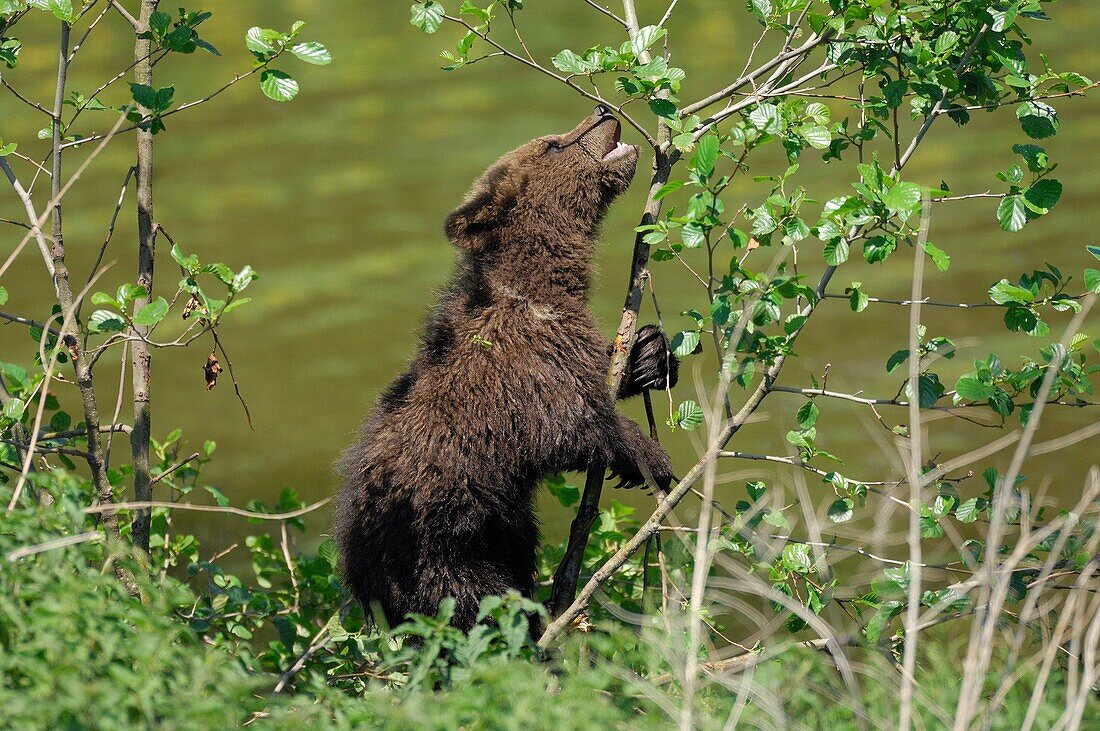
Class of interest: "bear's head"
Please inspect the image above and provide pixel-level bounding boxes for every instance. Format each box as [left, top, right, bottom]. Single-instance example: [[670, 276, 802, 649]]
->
[[444, 106, 638, 254]]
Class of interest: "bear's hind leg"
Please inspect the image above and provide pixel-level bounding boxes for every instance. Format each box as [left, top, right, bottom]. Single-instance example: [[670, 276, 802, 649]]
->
[[413, 560, 515, 631]]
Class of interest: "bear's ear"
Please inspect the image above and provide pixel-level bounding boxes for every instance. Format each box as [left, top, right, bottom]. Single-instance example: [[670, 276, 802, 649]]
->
[[444, 164, 525, 252]]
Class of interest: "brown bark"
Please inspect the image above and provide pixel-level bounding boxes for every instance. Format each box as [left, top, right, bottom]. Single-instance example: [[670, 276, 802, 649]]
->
[[129, 0, 158, 553]]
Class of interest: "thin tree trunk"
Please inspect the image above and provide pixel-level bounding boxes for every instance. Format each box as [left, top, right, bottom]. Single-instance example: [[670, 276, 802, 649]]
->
[[129, 0, 157, 553], [546, 0, 675, 616], [43, 23, 131, 588]]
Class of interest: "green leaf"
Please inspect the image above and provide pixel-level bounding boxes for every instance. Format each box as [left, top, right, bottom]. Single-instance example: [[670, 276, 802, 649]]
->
[[750, 0, 773, 19], [133, 297, 169, 327], [1023, 179, 1062, 214], [823, 238, 849, 265], [231, 265, 257, 293], [677, 400, 704, 431], [129, 83, 157, 109], [0, 142, 15, 156], [884, 181, 922, 215], [410, 2, 445, 33], [955, 497, 982, 524], [0, 286, 6, 306], [796, 400, 819, 429], [866, 601, 903, 644], [906, 372, 944, 408], [149, 11, 171, 37], [1088, 245, 1100, 262], [692, 134, 718, 179], [47, 0, 74, 22], [551, 49, 597, 74], [260, 70, 299, 102], [117, 283, 148, 305], [171, 244, 199, 273], [546, 475, 579, 507], [955, 374, 994, 401], [1017, 101, 1059, 139], [800, 124, 831, 149], [782, 543, 813, 574], [648, 98, 677, 118], [761, 509, 789, 531], [1004, 305, 1039, 334], [934, 30, 959, 55], [828, 498, 853, 524], [652, 181, 683, 200], [997, 195, 1028, 232], [804, 102, 829, 124], [245, 26, 283, 55], [289, 41, 332, 65], [153, 86, 175, 112], [1013, 143, 1048, 173], [886, 349, 910, 374], [1085, 269, 1100, 294], [748, 103, 781, 134], [317, 540, 339, 569], [922, 241, 950, 271], [988, 279, 1035, 305], [89, 309, 127, 333], [846, 283, 869, 313], [671, 330, 700, 357], [630, 25, 665, 57], [2, 396, 25, 420]]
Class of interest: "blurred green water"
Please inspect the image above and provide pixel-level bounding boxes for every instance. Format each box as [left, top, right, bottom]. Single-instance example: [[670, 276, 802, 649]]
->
[[2, 1, 1099, 559]]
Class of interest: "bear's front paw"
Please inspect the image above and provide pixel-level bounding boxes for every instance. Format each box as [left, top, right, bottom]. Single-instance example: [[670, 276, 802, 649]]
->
[[619, 325, 679, 399], [607, 438, 675, 494]]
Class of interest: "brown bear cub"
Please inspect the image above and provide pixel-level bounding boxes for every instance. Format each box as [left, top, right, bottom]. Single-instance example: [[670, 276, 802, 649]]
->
[[335, 106, 678, 631]]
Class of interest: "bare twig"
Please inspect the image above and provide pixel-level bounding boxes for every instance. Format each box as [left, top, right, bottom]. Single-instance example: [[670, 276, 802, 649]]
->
[[84, 497, 331, 521], [107, 0, 140, 30], [149, 452, 200, 486], [582, 0, 626, 27], [0, 158, 55, 279], [6, 531, 104, 562], [211, 330, 253, 429]]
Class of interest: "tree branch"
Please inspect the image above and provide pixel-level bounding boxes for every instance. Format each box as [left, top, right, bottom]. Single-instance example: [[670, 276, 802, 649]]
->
[[0, 159, 55, 280], [582, 0, 626, 27]]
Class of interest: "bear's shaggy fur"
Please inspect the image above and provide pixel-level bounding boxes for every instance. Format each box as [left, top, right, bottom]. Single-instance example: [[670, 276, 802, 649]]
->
[[335, 107, 677, 630]]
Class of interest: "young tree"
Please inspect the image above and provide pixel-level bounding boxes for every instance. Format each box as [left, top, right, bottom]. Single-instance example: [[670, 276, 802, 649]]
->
[[0, 2, 329, 560]]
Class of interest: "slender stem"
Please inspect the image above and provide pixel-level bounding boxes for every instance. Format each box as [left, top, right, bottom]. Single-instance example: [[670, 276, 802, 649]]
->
[[658, 0, 679, 28], [31, 22, 128, 563], [107, 0, 140, 30], [680, 31, 830, 117], [0, 311, 59, 333], [895, 24, 988, 173], [129, 0, 157, 553], [441, 14, 654, 146], [0, 158, 55, 279], [547, 465, 606, 616], [582, 0, 626, 27], [546, 0, 673, 617], [899, 200, 931, 728], [1, 77, 53, 117]]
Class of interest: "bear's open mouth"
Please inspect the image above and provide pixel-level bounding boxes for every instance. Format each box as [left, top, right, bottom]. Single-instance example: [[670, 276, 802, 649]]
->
[[601, 120, 635, 162]]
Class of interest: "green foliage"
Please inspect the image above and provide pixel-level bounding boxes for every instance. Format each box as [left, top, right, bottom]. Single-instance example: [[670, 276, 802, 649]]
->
[[246, 21, 330, 102]]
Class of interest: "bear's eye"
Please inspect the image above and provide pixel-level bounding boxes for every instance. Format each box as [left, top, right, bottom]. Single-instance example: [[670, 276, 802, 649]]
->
[[546, 141, 564, 156]]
